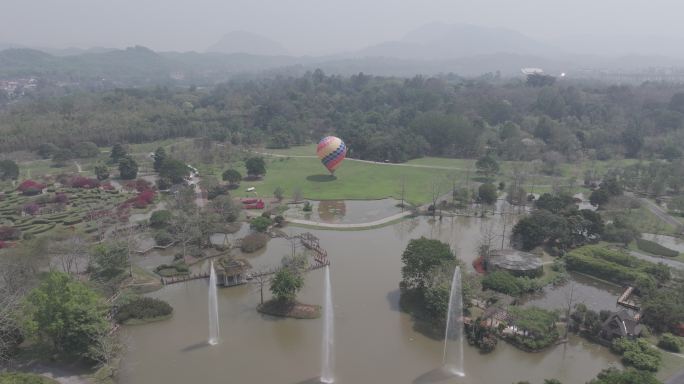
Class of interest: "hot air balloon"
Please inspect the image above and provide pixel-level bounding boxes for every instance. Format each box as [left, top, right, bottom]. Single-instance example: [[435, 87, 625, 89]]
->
[[316, 136, 347, 175]]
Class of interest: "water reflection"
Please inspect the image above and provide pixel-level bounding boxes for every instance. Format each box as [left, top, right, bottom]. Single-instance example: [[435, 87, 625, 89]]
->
[[119, 216, 622, 384]]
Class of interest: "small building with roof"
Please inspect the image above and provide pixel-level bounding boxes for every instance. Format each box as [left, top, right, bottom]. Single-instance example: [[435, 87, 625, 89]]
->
[[485, 249, 543, 278], [215, 257, 251, 287], [599, 310, 643, 341]]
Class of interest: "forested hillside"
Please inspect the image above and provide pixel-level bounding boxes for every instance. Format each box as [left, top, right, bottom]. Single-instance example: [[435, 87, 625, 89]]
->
[[2, 71, 684, 164]]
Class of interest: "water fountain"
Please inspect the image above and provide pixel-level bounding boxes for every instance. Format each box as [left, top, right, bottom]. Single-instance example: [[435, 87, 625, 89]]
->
[[208, 261, 220, 346], [442, 266, 465, 377], [321, 265, 335, 383]]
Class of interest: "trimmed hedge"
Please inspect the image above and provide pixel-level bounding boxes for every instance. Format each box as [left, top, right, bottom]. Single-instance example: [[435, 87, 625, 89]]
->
[[115, 297, 173, 324], [154, 263, 189, 277], [566, 246, 664, 289], [636, 238, 679, 258]]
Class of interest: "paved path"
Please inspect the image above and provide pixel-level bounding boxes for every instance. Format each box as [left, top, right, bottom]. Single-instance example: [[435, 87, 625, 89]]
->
[[628, 250, 684, 270], [638, 196, 683, 228], [73, 161, 82, 173], [251, 150, 469, 171], [288, 210, 413, 229], [666, 367, 684, 384]]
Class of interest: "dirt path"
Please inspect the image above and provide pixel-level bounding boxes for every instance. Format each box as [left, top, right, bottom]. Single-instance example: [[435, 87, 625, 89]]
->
[[73, 161, 83, 173]]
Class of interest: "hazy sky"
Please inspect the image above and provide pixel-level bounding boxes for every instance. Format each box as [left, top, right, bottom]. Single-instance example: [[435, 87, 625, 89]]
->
[[2, 0, 683, 55]]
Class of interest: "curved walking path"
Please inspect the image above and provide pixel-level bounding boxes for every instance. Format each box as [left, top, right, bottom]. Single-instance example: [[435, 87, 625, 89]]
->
[[288, 210, 413, 229], [250, 150, 469, 171], [628, 249, 684, 270]]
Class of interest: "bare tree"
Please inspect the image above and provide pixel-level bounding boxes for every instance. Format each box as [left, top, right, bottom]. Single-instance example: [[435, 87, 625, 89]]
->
[[251, 269, 272, 305], [54, 235, 88, 275], [87, 329, 124, 369], [399, 176, 406, 211], [112, 225, 139, 277], [292, 187, 303, 203], [478, 221, 497, 268], [0, 287, 22, 363], [564, 283, 576, 339]]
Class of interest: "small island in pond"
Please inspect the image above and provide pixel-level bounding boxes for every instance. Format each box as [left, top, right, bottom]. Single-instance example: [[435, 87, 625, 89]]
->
[[256, 265, 321, 319], [257, 300, 321, 319]]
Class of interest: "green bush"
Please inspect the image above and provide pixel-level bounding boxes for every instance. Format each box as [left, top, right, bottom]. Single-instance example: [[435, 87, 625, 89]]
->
[[154, 230, 174, 246], [114, 297, 173, 323], [636, 238, 679, 257], [0, 373, 59, 384], [482, 271, 543, 296], [149, 210, 172, 228], [658, 333, 682, 352], [241, 232, 269, 253], [250, 216, 272, 232], [612, 338, 662, 372], [154, 263, 189, 277]]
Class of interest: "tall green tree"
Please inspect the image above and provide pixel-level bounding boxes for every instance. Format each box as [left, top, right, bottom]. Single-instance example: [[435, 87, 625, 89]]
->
[[153, 146, 167, 172], [94, 164, 110, 181], [0, 160, 19, 180], [478, 183, 498, 205], [270, 268, 304, 302], [118, 156, 138, 180], [110, 143, 127, 163], [22, 272, 107, 357], [245, 157, 266, 176], [400, 237, 455, 290], [91, 241, 129, 278], [159, 158, 189, 184], [476, 155, 499, 178], [222, 169, 242, 184]]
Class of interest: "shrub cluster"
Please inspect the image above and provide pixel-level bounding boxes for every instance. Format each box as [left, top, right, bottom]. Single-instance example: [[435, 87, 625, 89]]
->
[[611, 338, 662, 372], [241, 232, 269, 253], [17, 180, 45, 196], [70, 176, 100, 189], [114, 297, 173, 323], [481, 270, 542, 296], [658, 333, 683, 353]]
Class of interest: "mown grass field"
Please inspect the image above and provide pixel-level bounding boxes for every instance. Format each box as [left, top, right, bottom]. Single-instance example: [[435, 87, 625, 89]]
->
[[216, 156, 461, 205]]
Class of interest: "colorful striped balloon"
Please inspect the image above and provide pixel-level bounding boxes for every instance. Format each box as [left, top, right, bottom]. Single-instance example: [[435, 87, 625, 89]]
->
[[316, 136, 347, 174]]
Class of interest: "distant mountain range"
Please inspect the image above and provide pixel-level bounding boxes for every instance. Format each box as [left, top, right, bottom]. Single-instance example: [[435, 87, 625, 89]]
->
[[2, 23, 684, 85], [354, 23, 560, 60], [206, 31, 288, 56]]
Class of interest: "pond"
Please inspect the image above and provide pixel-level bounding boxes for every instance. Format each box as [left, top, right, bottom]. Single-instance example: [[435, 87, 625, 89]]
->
[[522, 272, 623, 313], [119, 216, 622, 384], [285, 199, 403, 224]]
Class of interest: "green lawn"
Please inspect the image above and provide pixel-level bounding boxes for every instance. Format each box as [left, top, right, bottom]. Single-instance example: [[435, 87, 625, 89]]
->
[[210, 156, 461, 205], [603, 206, 679, 236], [259, 144, 317, 157]]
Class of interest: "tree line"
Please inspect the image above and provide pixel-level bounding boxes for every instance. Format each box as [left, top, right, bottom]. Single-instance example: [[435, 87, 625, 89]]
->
[[2, 71, 684, 166]]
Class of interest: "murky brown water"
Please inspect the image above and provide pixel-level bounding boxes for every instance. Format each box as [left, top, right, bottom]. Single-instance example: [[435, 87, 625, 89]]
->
[[119, 217, 622, 384], [522, 273, 622, 312]]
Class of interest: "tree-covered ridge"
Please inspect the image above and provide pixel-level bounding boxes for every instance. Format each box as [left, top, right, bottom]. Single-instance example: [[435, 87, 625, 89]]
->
[[2, 72, 684, 164]]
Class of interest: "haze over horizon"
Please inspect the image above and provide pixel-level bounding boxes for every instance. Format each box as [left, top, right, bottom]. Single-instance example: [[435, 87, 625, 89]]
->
[[3, 0, 684, 57]]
